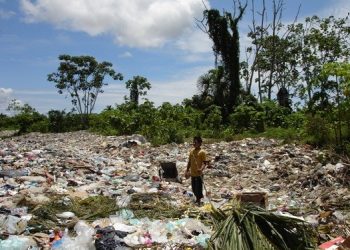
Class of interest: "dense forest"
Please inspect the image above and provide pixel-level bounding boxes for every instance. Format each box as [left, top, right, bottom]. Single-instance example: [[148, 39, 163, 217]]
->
[[2, 0, 350, 154]]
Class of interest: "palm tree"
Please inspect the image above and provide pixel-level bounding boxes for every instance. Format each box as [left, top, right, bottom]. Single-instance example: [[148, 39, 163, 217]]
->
[[125, 75, 151, 105]]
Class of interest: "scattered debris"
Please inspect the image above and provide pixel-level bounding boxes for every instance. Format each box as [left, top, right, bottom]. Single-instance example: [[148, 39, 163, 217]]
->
[[0, 131, 349, 248]]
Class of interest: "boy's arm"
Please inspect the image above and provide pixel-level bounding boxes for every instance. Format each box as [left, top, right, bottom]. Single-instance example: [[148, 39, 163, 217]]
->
[[199, 152, 208, 171], [186, 152, 191, 172], [186, 160, 190, 172]]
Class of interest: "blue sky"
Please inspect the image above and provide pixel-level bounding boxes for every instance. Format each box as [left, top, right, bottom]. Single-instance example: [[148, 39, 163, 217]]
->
[[0, 0, 349, 114]]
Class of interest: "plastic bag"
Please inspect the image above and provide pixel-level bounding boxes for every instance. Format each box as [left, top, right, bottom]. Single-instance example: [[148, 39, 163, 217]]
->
[[195, 234, 210, 248], [52, 222, 95, 250], [3, 215, 27, 234], [95, 226, 128, 250], [0, 235, 37, 250]]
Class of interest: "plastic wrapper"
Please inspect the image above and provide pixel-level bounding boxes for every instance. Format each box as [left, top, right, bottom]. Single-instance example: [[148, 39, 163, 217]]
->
[[2, 215, 27, 234], [0, 235, 38, 250], [52, 222, 95, 250]]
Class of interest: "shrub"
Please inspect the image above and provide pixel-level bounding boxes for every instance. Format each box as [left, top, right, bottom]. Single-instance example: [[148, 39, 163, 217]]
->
[[230, 104, 264, 133], [303, 113, 330, 146], [261, 100, 291, 128], [48, 110, 66, 132]]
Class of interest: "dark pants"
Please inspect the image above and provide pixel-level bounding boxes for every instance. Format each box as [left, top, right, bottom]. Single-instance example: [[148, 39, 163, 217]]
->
[[191, 176, 203, 201]]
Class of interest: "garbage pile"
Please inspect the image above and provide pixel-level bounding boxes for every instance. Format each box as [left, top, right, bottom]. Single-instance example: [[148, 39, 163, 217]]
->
[[0, 131, 349, 249]]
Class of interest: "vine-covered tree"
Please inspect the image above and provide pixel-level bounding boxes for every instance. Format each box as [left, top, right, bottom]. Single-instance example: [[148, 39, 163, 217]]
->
[[48, 54, 123, 128], [125, 75, 151, 105], [200, 1, 247, 119]]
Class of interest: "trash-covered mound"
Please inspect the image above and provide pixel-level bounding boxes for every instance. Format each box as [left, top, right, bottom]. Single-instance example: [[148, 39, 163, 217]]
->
[[0, 131, 349, 249]]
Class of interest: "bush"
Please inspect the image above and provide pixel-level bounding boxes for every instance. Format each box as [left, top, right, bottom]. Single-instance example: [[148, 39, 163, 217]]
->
[[30, 119, 49, 133], [230, 104, 264, 133], [203, 105, 222, 130], [0, 114, 16, 130], [219, 127, 236, 141], [89, 112, 117, 135], [262, 127, 301, 143], [261, 100, 291, 128], [48, 110, 66, 132], [284, 111, 306, 129], [303, 113, 330, 146]]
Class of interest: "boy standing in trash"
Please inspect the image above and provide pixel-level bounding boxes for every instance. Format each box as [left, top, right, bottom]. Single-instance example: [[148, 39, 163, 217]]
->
[[185, 136, 207, 205]]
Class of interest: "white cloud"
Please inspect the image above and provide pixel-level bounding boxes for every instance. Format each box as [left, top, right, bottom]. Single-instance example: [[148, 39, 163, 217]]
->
[[176, 29, 212, 54], [20, 0, 209, 48], [1, 88, 72, 114], [147, 66, 212, 105], [119, 51, 133, 58], [318, 0, 350, 18], [147, 78, 199, 105], [0, 8, 15, 19], [0, 87, 12, 96], [97, 65, 211, 108], [176, 29, 213, 62], [0, 87, 13, 113], [2, 65, 210, 114]]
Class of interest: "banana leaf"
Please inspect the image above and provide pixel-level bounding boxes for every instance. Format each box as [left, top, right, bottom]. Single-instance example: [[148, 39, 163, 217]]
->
[[208, 204, 317, 250]]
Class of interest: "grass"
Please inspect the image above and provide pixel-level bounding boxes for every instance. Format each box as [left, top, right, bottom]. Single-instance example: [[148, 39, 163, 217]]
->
[[26, 195, 119, 233]]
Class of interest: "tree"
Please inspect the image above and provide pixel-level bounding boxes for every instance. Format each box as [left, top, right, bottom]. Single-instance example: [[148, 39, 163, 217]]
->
[[196, 67, 224, 107], [246, 0, 300, 103], [48, 55, 123, 128], [48, 109, 66, 133], [7, 99, 44, 134], [244, 0, 267, 100], [320, 62, 350, 149], [199, 0, 247, 118], [290, 15, 350, 109], [125, 75, 151, 105]]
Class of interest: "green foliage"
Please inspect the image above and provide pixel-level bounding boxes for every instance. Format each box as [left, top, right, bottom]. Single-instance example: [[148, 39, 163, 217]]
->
[[47, 110, 86, 133], [48, 54, 123, 128], [89, 109, 118, 135], [290, 15, 350, 107], [218, 127, 236, 141], [263, 127, 302, 143], [230, 103, 264, 133], [30, 120, 49, 133], [28, 195, 119, 232], [48, 110, 66, 133], [203, 4, 247, 116], [311, 61, 350, 151], [125, 75, 151, 105], [284, 111, 306, 129], [0, 113, 15, 130], [146, 122, 185, 146], [204, 105, 222, 130], [7, 100, 46, 134], [209, 204, 316, 250], [261, 100, 291, 127], [63, 113, 87, 131], [90, 102, 205, 145], [303, 113, 330, 146]]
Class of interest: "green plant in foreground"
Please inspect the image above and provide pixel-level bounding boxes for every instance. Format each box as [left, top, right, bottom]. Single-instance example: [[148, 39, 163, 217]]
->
[[208, 204, 316, 250]]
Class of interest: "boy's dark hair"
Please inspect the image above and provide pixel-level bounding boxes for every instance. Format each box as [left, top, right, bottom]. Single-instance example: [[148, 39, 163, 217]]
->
[[193, 136, 202, 143]]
